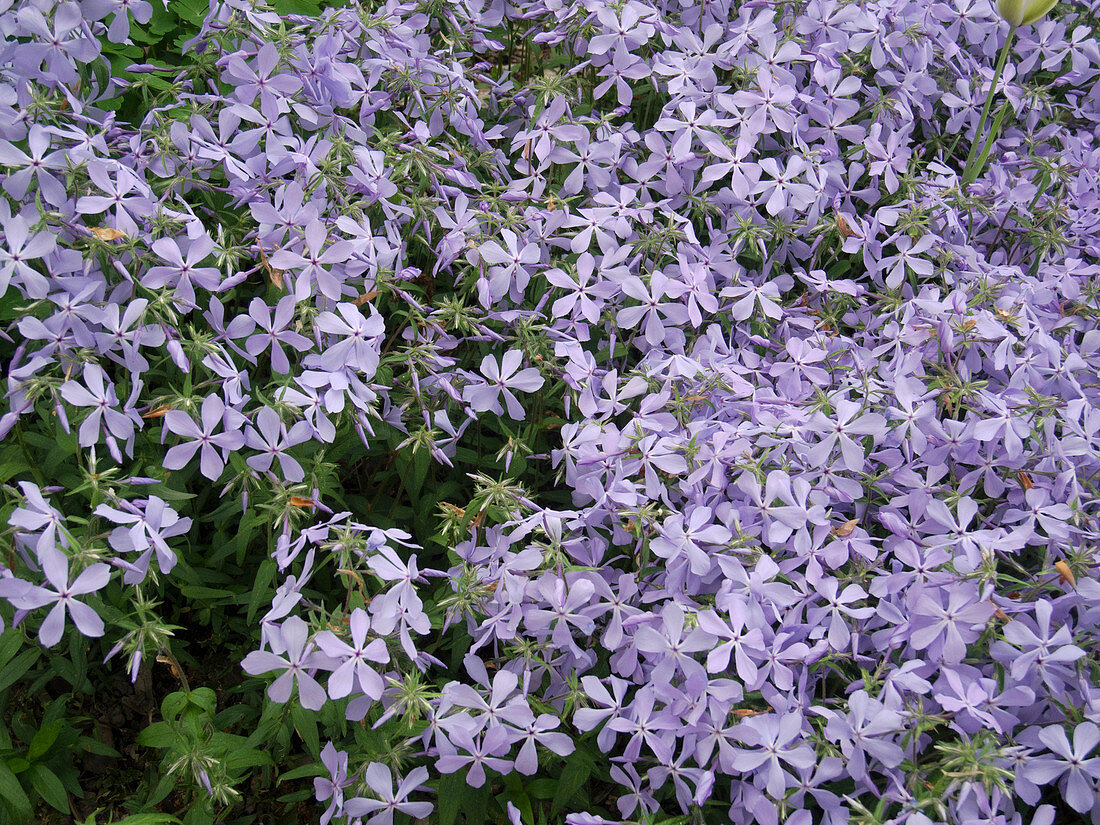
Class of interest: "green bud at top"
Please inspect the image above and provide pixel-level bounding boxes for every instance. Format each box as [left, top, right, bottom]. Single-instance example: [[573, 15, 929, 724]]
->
[[996, 0, 1057, 27]]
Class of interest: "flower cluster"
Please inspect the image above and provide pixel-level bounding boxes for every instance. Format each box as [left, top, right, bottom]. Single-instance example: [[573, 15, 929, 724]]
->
[[1, 0, 1100, 821]]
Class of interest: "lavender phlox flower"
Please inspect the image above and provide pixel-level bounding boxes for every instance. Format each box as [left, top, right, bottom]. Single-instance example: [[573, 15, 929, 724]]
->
[[751, 155, 817, 216], [94, 495, 191, 580], [244, 406, 313, 482], [251, 181, 320, 247], [633, 600, 714, 683], [907, 583, 994, 664], [609, 762, 658, 818], [343, 763, 433, 825], [9, 481, 67, 554], [511, 707, 574, 774], [14, 2, 101, 84], [95, 298, 166, 374], [588, 4, 656, 55], [728, 713, 816, 799], [315, 742, 351, 825], [1003, 487, 1074, 542], [615, 272, 690, 348], [546, 253, 616, 324], [59, 363, 136, 448], [269, 219, 351, 302], [82, 0, 153, 43], [474, 229, 539, 306], [161, 394, 246, 480], [314, 302, 383, 375], [804, 399, 887, 472], [697, 602, 766, 684], [817, 690, 904, 784], [1021, 722, 1100, 813], [9, 543, 110, 647], [994, 599, 1085, 693], [933, 665, 1033, 734], [593, 47, 650, 107], [720, 278, 785, 321], [435, 724, 512, 788], [236, 296, 313, 374], [0, 211, 56, 298], [650, 506, 731, 576], [0, 125, 68, 206], [77, 159, 155, 238], [142, 234, 223, 309], [224, 42, 302, 109], [575, 674, 631, 750], [606, 684, 677, 763], [648, 745, 714, 812], [463, 350, 545, 420], [807, 577, 875, 651], [314, 607, 389, 701], [242, 615, 330, 711], [439, 659, 529, 732], [877, 234, 935, 290]]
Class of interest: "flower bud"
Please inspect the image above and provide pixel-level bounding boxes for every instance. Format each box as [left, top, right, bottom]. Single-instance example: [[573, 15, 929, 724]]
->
[[996, 0, 1057, 26]]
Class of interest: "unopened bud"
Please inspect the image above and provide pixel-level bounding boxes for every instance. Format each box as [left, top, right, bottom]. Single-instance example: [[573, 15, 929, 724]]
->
[[996, 0, 1057, 27]]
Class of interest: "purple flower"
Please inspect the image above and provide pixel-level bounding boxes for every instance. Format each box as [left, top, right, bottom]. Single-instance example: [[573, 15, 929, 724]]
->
[[728, 713, 816, 799], [463, 351, 545, 420], [238, 296, 313, 374], [314, 608, 389, 701], [908, 583, 994, 664], [162, 394, 246, 480], [314, 742, 351, 825], [314, 302, 383, 375], [343, 764, 433, 825], [1021, 723, 1100, 813], [0, 125, 68, 205], [59, 363, 136, 448], [0, 212, 55, 298], [244, 407, 313, 482], [242, 616, 329, 711], [142, 235, 223, 309], [11, 544, 110, 647], [94, 495, 191, 581]]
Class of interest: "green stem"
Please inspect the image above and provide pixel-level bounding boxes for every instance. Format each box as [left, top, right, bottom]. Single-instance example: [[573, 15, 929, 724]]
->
[[961, 25, 1017, 186]]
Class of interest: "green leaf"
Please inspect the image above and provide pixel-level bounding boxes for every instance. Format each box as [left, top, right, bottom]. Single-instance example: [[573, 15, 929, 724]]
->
[[187, 687, 217, 717], [27, 720, 64, 762], [277, 763, 325, 784], [0, 760, 32, 819], [0, 629, 22, 667], [143, 772, 177, 808], [161, 691, 188, 722], [502, 774, 534, 825], [246, 558, 277, 624], [136, 722, 178, 750], [0, 648, 40, 694], [289, 704, 319, 758], [29, 764, 67, 813], [437, 771, 464, 825], [110, 815, 184, 825], [398, 448, 431, 503], [169, 0, 207, 24], [151, 485, 195, 503], [178, 584, 243, 602], [551, 757, 591, 814], [77, 736, 120, 758], [224, 748, 272, 772], [526, 778, 556, 799]]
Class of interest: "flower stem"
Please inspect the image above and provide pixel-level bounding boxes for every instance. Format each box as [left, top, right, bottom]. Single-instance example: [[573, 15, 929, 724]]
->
[[961, 25, 1017, 187]]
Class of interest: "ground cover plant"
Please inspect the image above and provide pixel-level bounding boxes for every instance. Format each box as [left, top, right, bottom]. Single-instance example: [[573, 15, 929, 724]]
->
[[1, 0, 1100, 822]]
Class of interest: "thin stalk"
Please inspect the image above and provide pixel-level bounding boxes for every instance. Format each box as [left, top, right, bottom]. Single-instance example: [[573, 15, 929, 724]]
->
[[961, 25, 1017, 186]]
